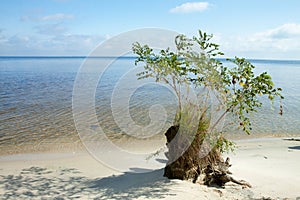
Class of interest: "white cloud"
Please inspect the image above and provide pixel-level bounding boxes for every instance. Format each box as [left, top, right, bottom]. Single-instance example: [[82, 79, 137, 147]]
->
[[247, 23, 300, 51], [170, 2, 209, 13], [219, 23, 300, 59], [21, 13, 74, 22], [255, 23, 300, 39], [1, 34, 39, 55], [40, 13, 74, 21]]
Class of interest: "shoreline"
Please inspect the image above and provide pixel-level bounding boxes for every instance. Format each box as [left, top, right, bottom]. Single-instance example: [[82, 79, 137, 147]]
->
[[0, 134, 300, 157], [1, 133, 299, 156], [1, 136, 299, 199]]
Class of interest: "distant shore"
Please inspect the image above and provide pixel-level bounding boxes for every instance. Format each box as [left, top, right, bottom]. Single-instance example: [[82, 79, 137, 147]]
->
[[0, 137, 299, 199]]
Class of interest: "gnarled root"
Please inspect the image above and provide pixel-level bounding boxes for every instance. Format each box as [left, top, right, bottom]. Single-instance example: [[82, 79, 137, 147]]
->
[[203, 157, 251, 188]]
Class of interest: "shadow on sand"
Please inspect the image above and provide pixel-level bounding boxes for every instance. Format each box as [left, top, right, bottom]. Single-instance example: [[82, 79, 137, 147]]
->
[[288, 146, 300, 150], [0, 166, 175, 199]]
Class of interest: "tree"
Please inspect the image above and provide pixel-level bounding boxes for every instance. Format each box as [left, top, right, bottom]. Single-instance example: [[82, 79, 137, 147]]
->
[[132, 30, 283, 186]]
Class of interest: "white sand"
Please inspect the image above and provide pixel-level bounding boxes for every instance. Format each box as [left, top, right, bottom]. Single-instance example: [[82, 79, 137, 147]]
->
[[226, 138, 300, 199], [0, 137, 299, 199]]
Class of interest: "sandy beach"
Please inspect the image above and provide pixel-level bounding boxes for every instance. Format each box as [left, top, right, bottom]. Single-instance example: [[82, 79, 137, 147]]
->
[[0, 137, 299, 200]]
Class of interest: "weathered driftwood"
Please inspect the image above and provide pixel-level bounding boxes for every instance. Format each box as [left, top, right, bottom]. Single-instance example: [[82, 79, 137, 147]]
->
[[163, 125, 251, 188]]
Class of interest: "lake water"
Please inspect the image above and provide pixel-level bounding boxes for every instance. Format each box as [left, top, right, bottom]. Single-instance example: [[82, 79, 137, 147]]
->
[[0, 57, 299, 152]]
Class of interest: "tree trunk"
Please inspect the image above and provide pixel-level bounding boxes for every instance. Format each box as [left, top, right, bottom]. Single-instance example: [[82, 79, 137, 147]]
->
[[163, 125, 251, 187]]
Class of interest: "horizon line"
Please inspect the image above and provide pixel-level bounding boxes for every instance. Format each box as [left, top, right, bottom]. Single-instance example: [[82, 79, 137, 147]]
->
[[0, 55, 299, 62]]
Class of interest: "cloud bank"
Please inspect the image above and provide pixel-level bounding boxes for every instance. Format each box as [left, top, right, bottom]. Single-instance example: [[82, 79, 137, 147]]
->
[[1, 21, 300, 59], [220, 23, 300, 59], [0, 32, 107, 56], [170, 2, 209, 13], [255, 23, 300, 39]]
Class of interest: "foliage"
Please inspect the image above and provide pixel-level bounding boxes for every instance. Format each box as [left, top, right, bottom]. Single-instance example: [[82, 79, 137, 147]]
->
[[215, 134, 236, 153], [132, 30, 283, 152]]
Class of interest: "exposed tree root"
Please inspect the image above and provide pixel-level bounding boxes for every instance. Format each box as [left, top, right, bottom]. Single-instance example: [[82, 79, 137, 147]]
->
[[163, 125, 251, 188], [203, 158, 251, 188]]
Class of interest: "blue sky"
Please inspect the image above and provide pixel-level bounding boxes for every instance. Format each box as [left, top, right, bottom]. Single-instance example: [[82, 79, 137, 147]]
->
[[1, 0, 300, 59]]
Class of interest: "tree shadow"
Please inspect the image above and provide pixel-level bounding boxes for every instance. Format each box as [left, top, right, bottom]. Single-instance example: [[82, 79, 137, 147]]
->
[[283, 138, 300, 142], [0, 166, 175, 199], [89, 168, 175, 199], [288, 146, 300, 150], [155, 158, 168, 164]]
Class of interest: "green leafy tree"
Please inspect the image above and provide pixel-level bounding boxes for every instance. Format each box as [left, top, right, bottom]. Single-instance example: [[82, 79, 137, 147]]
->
[[132, 30, 283, 186]]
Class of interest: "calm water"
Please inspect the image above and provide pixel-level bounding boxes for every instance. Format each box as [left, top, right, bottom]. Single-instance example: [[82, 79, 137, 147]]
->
[[0, 57, 299, 150]]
